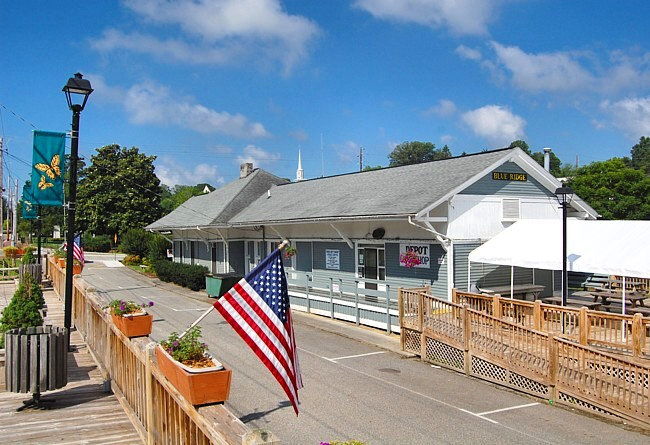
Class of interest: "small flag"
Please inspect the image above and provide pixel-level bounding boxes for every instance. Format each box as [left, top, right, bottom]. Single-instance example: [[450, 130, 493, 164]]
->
[[213, 248, 303, 415], [64, 234, 85, 265]]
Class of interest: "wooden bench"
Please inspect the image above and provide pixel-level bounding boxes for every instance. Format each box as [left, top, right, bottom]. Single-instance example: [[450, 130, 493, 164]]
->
[[542, 296, 601, 311]]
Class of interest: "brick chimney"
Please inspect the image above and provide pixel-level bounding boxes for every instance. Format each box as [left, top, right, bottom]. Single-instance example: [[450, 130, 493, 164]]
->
[[240, 162, 253, 178]]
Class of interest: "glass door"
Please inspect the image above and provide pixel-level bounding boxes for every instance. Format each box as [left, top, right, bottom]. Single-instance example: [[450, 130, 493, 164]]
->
[[358, 244, 385, 290]]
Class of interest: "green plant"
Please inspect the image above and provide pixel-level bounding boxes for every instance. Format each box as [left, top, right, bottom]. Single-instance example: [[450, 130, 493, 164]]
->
[[21, 247, 36, 265], [105, 299, 154, 316], [147, 234, 169, 263], [160, 326, 211, 367], [123, 254, 142, 266], [83, 235, 112, 252], [0, 275, 44, 347], [153, 260, 208, 291], [53, 246, 65, 259], [119, 228, 153, 258], [283, 246, 297, 259]]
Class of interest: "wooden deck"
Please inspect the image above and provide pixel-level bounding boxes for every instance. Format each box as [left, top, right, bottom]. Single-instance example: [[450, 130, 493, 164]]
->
[[0, 282, 142, 444]]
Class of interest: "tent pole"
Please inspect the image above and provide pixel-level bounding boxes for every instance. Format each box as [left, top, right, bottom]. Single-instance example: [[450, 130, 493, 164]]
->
[[467, 261, 471, 292], [622, 276, 626, 316], [510, 266, 514, 299]]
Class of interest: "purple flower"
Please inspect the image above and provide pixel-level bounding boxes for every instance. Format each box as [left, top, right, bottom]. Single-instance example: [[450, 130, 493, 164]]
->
[[149, 301, 155, 307], [119, 302, 126, 311], [173, 340, 179, 347]]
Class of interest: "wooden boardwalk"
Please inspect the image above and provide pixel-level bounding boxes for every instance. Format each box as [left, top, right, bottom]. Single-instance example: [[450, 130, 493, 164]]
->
[[0, 282, 142, 444]]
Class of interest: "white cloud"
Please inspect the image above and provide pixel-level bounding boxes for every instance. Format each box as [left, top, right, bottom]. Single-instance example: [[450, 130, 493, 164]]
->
[[87, 75, 269, 138], [423, 99, 457, 117], [461, 105, 526, 147], [156, 157, 224, 187], [235, 144, 281, 167], [353, 0, 502, 36], [455, 44, 482, 61], [600, 97, 650, 138], [440, 134, 454, 143], [92, 0, 320, 74], [486, 41, 650, 94], [289, 129, 309, 141], [334, 140, 360, 164]]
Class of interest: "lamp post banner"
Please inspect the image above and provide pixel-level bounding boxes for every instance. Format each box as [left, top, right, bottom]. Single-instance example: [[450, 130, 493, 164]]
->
[[21, 183, 38, 219], [31, 130, 66, 206]]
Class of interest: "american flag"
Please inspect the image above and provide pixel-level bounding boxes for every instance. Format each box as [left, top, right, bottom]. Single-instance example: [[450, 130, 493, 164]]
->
[[213, 248, 303, 415], [63, 234, 85, 265]]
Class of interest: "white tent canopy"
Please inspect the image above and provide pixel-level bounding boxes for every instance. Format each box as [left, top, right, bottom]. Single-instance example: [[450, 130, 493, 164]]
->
[[468, 219, 650, 278]]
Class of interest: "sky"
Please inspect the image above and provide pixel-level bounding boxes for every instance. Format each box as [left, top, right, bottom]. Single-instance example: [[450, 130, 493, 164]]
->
[[1, 0, 650, 190]]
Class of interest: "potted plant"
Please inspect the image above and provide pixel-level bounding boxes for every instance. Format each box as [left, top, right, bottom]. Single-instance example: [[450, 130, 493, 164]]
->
[[156, 326, 232, 405], [53, 247, 66, 267], [72, 258, 83, 275], [283, 246, 297, 259], [106, 299, 154, 338]]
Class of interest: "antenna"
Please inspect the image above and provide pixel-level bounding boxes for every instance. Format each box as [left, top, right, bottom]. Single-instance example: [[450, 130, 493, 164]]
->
[[320, 133, 324, 177], [359, 146, 363, 172]]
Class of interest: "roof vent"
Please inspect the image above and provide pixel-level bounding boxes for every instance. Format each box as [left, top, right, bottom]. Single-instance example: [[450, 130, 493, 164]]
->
[[240, 162, 253, 179]]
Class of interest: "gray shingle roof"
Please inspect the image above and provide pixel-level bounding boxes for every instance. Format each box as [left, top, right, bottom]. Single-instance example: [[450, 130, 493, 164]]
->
[[146, 169, 288, 230], [229, 149, 513, 225]]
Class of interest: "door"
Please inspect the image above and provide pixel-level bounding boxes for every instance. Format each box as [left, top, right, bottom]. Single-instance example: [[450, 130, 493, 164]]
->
[[358, 244, 385, 291], [211, 244, 217, 274], [365, 248, 378, 290]]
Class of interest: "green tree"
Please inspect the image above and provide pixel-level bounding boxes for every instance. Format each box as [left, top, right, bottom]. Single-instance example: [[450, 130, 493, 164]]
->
[[161, 185, 207, 213], [77, 144, 163, 235], [508, 140, 562, 176], [388, 142, 452, 166], [508, 140, 530, 154], [630, 136, 650, 175], [362, 165, 383, 171], [568, 158, 650, 220]]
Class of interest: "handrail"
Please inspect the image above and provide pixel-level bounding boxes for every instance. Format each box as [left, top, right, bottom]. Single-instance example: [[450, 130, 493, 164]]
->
[[47, 256, 276, 445]]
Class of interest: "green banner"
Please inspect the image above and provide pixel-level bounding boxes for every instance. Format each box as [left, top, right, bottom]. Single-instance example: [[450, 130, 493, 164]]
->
[[22, 183, 38, 220], [31, 130, 66, 206]]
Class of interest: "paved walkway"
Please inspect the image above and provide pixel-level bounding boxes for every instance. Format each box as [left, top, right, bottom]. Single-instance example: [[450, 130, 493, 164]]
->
[[0, 281, 142, 444]]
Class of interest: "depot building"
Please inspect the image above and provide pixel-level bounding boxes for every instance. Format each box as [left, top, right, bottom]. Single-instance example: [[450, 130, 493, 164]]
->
[[146, 147, 598, 305]]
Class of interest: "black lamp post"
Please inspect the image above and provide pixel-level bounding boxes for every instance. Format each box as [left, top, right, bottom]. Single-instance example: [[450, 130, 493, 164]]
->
[[555, 186, 574, 319], [62, 73, 93, 349]]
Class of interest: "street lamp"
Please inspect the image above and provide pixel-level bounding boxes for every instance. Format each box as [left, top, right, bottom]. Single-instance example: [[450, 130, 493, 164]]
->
[[555, 186, 574, 313], [62, 73, 92, 349]]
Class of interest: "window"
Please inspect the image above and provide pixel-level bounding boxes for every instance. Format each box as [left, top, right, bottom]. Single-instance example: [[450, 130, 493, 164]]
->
[[502, 198, 520, 221]]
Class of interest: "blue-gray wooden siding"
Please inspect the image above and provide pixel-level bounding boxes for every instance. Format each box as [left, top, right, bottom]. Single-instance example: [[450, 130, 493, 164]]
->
[[459, 162, 554, 197], [385, 243, 448, 297], [194, 241, 211, 269], [312, 242, 355, 272], [296, 241, 312, 272], [229, 241, 245, 275]]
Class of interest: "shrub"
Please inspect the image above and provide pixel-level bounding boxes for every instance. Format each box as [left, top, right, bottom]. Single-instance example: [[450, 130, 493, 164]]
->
[[147, 234, 169, 264], [160, 327, 211, 367], [123, 254, 142, 266], [3, 246, 19, 259], [83, 235, 112, 253], [0, 274, 44, 347], [119, 228, 153, 258], [21, 247, 36, 265], [154, 260, 208, 291]]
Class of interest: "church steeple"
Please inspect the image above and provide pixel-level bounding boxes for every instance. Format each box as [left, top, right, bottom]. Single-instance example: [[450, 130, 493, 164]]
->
[[296, 147, 304, 181]]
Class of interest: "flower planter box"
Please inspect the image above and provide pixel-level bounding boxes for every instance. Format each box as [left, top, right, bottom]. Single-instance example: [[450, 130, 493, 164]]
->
[[57, 258, 66, 268], [111, 311, 153, 338], [72, 264, 82, 275], [155, 345, 232, 405]]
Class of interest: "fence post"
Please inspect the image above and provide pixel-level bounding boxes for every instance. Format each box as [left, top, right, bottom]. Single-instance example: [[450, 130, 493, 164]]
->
[[145, 344, 155, 445], [417, 292, 424, 332], [579, 307, 588, 346], [355, 281, 360, 327], [492, 295, 501, 319], [398, 288, 404, 350], [548, 334, 558, 401], [305, 274, 311, 314], [533, 300, 542, 331], [632, 313, 643, 357], [329, 277, 334, 319], [452, 288, 458, 305], [463, 304, 471, 376], [385, 284, 391, 334]]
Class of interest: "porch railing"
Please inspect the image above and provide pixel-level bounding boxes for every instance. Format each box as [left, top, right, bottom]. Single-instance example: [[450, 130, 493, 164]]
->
[[48, 256, 277, 445], [399, 288, 650, 427]]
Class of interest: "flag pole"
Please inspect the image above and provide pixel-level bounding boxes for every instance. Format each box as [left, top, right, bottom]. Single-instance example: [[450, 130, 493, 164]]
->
[[178, 239, 290, 339]]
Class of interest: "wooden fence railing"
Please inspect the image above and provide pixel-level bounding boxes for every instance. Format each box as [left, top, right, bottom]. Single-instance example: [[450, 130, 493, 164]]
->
[[399, 288, 650, 427], [453, 290, 650, 358], [48, 256, 277, 445]]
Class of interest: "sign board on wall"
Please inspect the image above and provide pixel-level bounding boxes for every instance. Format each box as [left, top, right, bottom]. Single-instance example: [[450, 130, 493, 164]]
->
[[325, 249, 340, 270], [492, 171, 527, 182], [399, 243, 430, 269]]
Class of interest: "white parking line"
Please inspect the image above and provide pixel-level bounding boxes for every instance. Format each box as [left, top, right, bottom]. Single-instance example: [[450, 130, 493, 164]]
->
[[327, 351, 386, 362], [477, 402, 539, 416], [458, 408, 499, 424]]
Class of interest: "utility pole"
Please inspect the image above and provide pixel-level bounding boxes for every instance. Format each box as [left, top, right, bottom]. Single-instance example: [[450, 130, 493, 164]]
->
[[359, 146, 363, 172], [0, 137, 3, 247], [12, 179, 18, 246]]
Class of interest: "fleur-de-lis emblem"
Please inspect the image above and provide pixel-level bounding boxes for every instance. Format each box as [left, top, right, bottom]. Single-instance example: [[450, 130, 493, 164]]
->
[[24, 200, 33, 212], [35, 154, 61, 180]]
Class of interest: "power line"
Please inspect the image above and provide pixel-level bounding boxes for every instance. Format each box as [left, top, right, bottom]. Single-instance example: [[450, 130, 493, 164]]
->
[[0, 103, 38, 129]]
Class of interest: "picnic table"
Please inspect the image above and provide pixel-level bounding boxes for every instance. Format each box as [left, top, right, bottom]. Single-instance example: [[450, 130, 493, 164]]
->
[[541, 296, 601, 311], [478, 284, 545, 300], [590, 288, 647, 308]]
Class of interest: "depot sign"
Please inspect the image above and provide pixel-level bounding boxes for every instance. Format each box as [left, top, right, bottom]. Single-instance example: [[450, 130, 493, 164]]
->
[[399, 243, 430, 269]]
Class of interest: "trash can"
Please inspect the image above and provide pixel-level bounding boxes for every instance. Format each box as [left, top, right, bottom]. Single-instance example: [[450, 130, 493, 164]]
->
[[206, 274, 243, 298]]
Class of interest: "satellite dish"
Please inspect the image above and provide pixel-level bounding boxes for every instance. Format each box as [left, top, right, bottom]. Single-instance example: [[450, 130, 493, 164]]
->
[[372, 228, 385, 239]]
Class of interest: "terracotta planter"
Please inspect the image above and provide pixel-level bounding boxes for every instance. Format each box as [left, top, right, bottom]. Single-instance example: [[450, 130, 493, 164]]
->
[[57, 258, 66, 268], [111, 311, 153, 338], [73, 264, 83, 275], [155, 345, 232, 405]]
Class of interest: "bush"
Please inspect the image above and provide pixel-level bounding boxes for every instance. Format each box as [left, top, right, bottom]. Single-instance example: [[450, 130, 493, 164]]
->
[[0, 274, 44, 347], [83, 235, 112, 253], [3, 246, 19, 259], [123, 254, 142, 266], [21, 247, 36, 265], [147, 234, 169, 264], [154, 260, 208, 291], [119, 228, 152, 258]]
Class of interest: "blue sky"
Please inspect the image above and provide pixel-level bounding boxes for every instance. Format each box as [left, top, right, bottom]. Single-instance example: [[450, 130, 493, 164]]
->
[[2, 0, 649, 188]]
